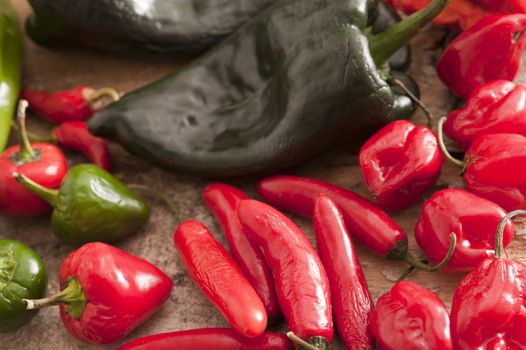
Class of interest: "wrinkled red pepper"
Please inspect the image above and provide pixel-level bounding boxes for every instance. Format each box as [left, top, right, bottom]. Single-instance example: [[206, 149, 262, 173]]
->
[[24, 242, 173, 345]]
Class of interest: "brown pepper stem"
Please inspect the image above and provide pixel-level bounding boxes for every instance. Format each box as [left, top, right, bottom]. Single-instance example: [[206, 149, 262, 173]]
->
[[393, 79, 433, 127], [403, 233, 457, 272], [495, 210, 526, 259], [86, 87, 121, 111], [16, 100, 36, 161], [437, 117, 465, 168]]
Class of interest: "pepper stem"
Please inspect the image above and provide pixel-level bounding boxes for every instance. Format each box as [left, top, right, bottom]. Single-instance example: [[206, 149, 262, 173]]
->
[[86, 87, 121, 111], [286, 332, 328, 350], [10, 120, 56, 143], [403, 233, 457, 272], [16, 100, 37, 161], [12, 172, 59, 207], [437, 117, 465, 168], [369, 0, 451, 66], [392, 79, 433, 127], [128, 184, 185, 222], [494, 210, 526, 259]]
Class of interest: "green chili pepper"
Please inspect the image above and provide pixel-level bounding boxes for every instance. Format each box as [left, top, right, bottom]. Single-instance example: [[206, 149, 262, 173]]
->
[[0, 240, 47, 332], [0, 0, 23, 152], [13, 164, 151, 245]]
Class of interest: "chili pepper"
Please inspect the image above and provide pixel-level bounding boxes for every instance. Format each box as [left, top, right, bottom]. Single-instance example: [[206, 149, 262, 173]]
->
[[371, 281, 453, 350], [87, 0, 449, 177], [0, 101, 68, 216], [173, 220, 267, 338], [24, 242, 172, 345], [359, 120, 444, 211], [13, 164, 150, 245], [237, 199, 333, 350], [437, 14, 526, 99], [22, 86, 120, 124], [118, 329, 291, 350], [0, 240, 47, 332], [451, 210, 526, 349], [202, 184, 281, 319], [0, 0, 22, 153], [313, 195, 374, 349], [474, 0, 526, 13]]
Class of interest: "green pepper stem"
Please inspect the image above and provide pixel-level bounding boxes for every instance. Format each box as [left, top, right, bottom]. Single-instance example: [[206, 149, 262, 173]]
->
[[286, 332, 328, 350], [437, 117, 465, 168], [10, 120, 56, 143], [403, 233, 457, 272], [495, 210, 526, 259], [16, 100, 37, 161], [86, 87, 121, 111], [396, 265, 416, 282], [392, 79, 433, 127], [369, 0, 451, 66], [12, 172, 59, 207], [128, 184, 185, 222]]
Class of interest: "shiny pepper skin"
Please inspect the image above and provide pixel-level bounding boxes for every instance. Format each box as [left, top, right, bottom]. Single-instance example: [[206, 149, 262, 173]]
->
[[474, 0, 526, 13], [359, 120, 444, 211], [437, 14, 526, 98], [371, 281, 453, 350]]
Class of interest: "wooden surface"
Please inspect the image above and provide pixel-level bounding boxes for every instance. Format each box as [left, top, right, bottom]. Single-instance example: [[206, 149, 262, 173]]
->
[[3, 1, 526, 349]]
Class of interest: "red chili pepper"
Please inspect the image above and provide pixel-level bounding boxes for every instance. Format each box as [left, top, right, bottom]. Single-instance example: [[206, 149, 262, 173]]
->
[[415, 188, 515, 273], [23, 242, 173, 345], [0, 100, 68, 216], [359, 120, 444, 211], [173, 220, 267, 338], [202, 184, 281, 319], [313, 195, 375, 349], [371, 281, 453, 350], [22, 86, 120, 124], [118, 329, 291, 350], [237, 199, 333, 350], [437, 14, 526, 99], [451, 210, 526, 349], [474, 0, 526, 13]]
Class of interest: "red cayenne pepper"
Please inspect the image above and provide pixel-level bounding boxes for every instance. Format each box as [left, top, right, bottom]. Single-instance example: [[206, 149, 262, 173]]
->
[[238, 199, 333, 350], [173, 220, 268, 338]]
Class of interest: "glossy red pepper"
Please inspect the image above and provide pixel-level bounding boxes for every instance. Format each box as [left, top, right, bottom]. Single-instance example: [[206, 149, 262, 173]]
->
[[22, 86, 120, 123], [238, 199, 333, 350], [371, 281, 453, 350], [415, 188, 514, 273], [474, 0, 526, 13], [24, 242, 173, 345], [173, 220, 267, 338], [437, 14, 526, 98], [313, 195, 375, 349], [0, 100, 67, 216], [202, 184, 281, 319], [118, 329, 291, 350], [359, 120, 444, 211], [451, 210, 526, 349]]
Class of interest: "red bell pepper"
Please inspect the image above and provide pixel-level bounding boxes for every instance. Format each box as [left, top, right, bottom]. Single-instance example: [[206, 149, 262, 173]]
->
[[437, 14, 526, 99], [313, 195, 375, 349], [0, 100, 68, 216], [451, 210, 526, 349], [371, 281, 453, 350], [23, 242, 173, 345], [415, 188, 515, 273], [202, 184, 281, 319], [359, 120, 444, 211], [118, 329, 291, 350], [173, 220, 268, 339], [238, 199, 333, 350]]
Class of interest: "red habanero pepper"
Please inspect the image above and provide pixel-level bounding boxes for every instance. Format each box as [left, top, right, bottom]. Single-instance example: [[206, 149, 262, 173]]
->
[[118, 329, 291, 350], [371, 281, 453, 350], [437, 14, 526, 99], [238, 199, 333, 350], [23, 242, 173, 345], [0, 100, 67, 216], [21, 86, 120, 123], [202, 184, 281, 319], [359, 120, 444, 211], [451, 210, 526, 349], [313, 195, 375, 350], [173, 220, 267, 338]]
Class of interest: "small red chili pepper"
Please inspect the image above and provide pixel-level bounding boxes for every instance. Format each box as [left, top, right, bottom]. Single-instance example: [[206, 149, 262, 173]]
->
[[474, 0, 526, 13], [415, 188, 515, 273], [237, 199, 333, 350], [313, 195, 375, 349], [173, 220, 268, 339], [23, 242, 173, 345], [359, 120, 444, 211], [0, 100, 68, 216], [21, 86, 120, 123], [371, 281, 454, 350], [118, 329, 291, 350], [202, 184, 281, 319], [437, 14, 526, 98], [451, 210, 526, 349]]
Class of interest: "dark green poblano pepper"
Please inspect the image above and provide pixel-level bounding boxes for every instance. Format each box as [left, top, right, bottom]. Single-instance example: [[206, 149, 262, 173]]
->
[[88, 0, 448, 178], [13, 164, 151, 246], [0, 240, 47, 332]]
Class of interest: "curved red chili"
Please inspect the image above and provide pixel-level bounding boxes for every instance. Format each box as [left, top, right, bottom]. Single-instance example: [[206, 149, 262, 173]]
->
[[173, 220, 267, 338], [237, 199, 333, 350], [202, 183, 281, 319]]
